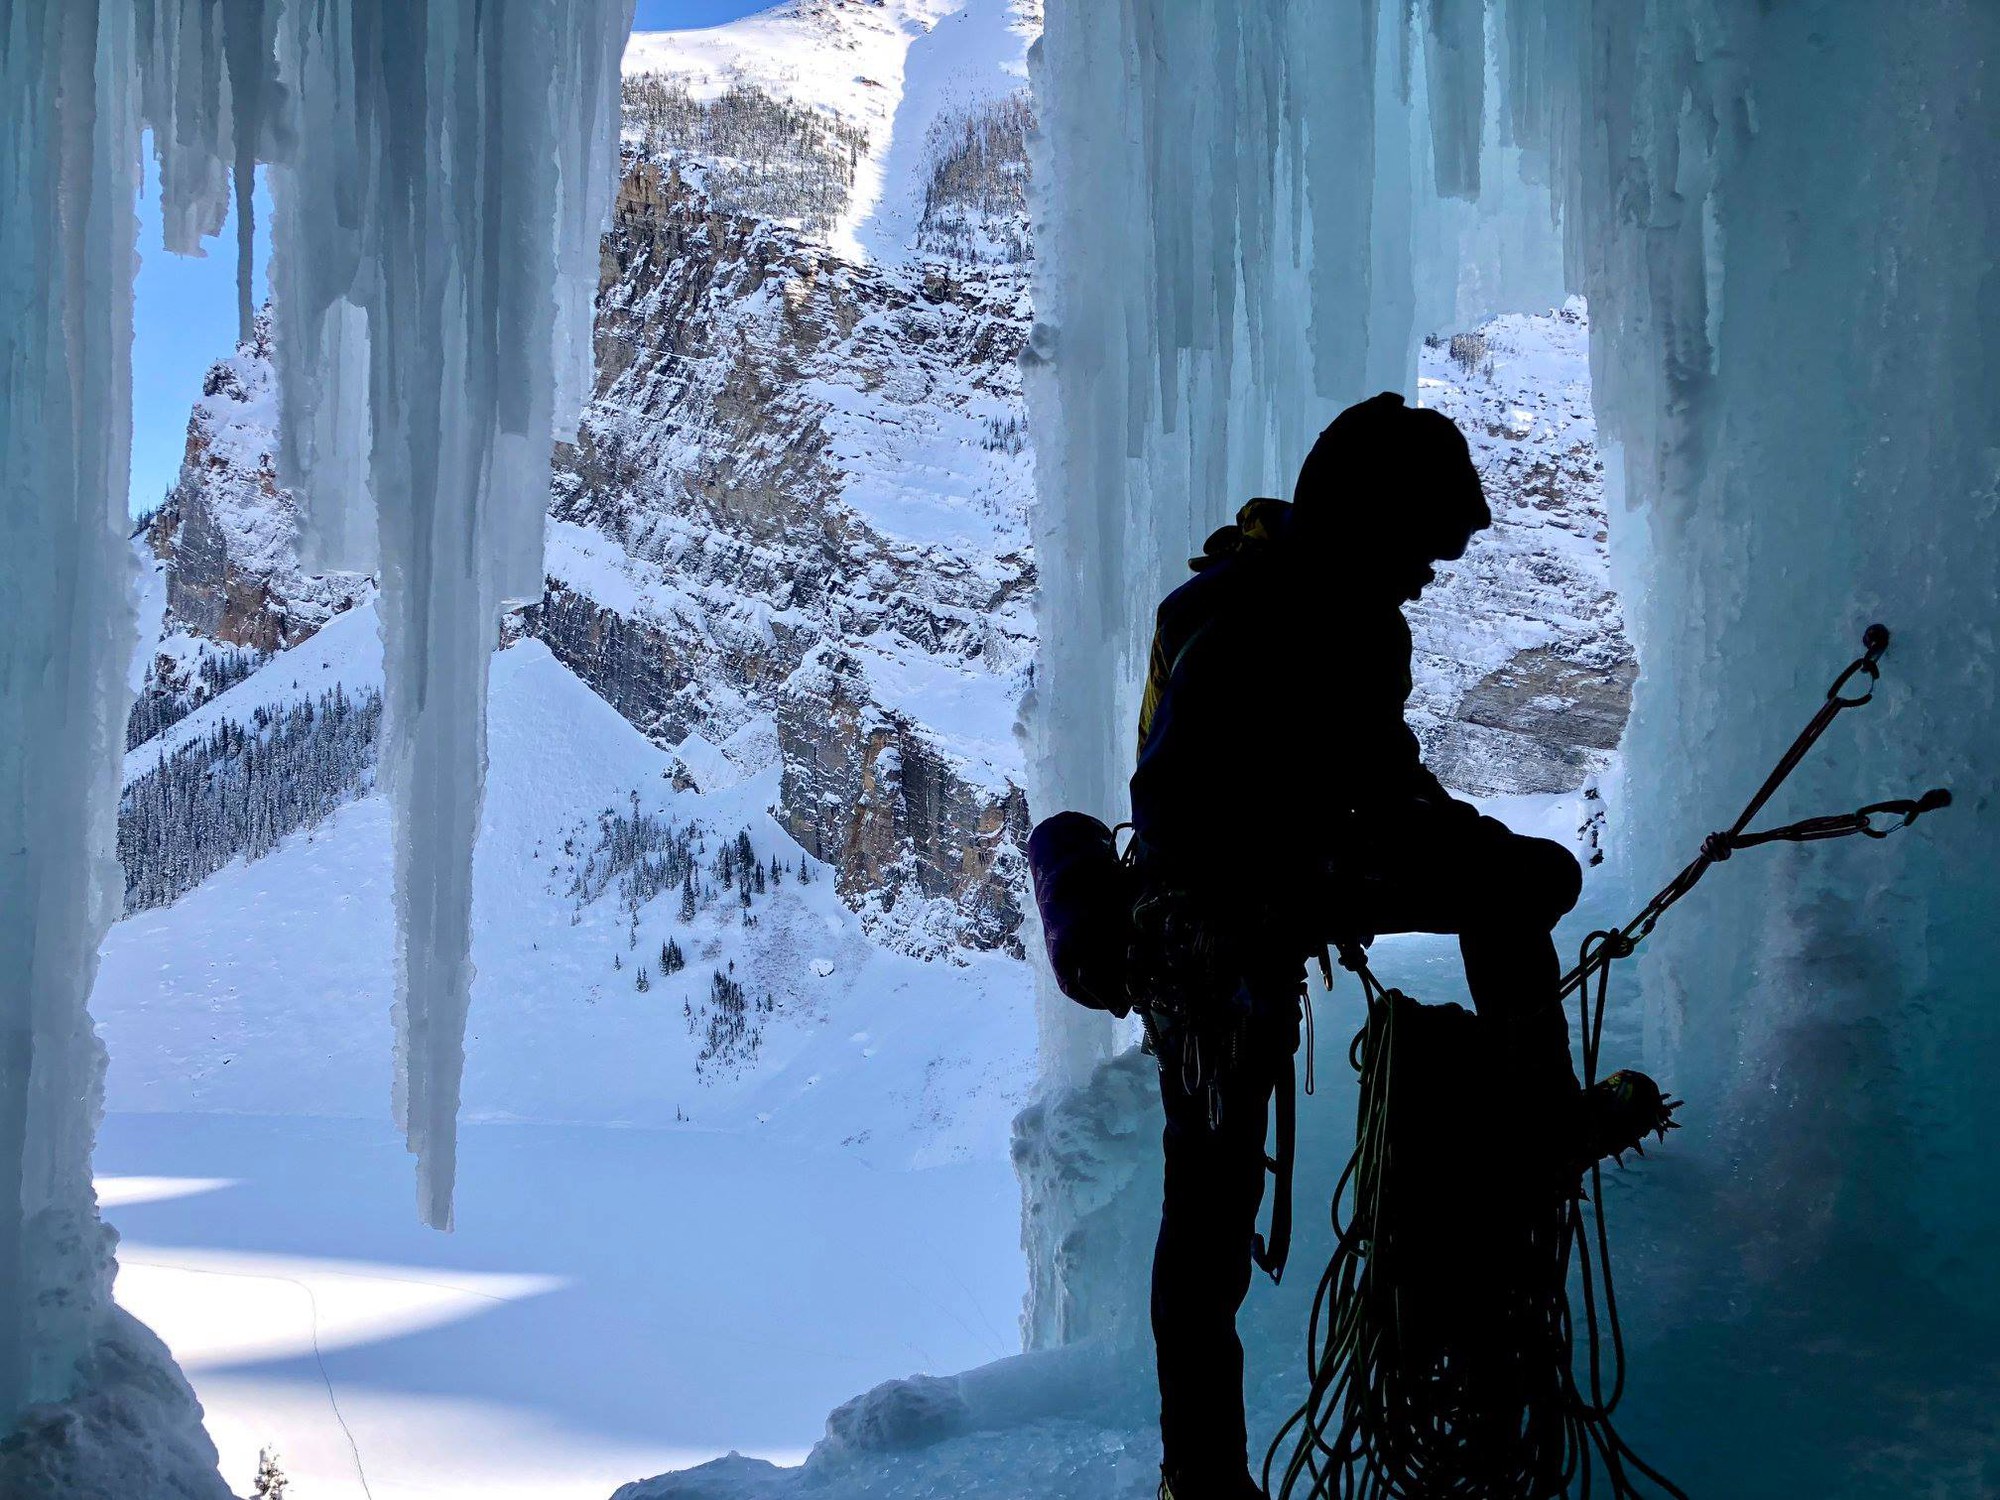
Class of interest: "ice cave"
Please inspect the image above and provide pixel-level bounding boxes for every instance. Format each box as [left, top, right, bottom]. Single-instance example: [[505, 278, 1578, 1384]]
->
[[1, 1, 1993, 1497]]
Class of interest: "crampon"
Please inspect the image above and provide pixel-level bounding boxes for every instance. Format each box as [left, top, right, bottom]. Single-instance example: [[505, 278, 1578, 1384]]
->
[[1582, 1070, 1682, 1170]]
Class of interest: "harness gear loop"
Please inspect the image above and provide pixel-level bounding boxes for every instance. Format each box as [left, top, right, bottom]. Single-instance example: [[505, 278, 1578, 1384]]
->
[[1253, 1046, 1297, 1285]]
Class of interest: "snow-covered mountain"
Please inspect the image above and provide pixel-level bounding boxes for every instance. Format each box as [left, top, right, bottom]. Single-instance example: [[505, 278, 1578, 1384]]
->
[[539, 143, 1035, 958], [106, 0, 1055, 1196], [96, 5, 1643, 1497], [1409, 300, 1634, 802], [132, 0, 1043, 962], [115, 0, 1630, 1154]]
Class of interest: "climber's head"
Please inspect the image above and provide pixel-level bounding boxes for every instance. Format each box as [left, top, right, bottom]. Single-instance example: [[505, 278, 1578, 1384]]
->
[[1292, 392, 1489, 600]]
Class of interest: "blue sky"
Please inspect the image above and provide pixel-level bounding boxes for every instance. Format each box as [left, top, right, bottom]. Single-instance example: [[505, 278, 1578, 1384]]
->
[[129, 3, 769, 518], [632, 0, 770, 27], [131, 143, 270, 518]]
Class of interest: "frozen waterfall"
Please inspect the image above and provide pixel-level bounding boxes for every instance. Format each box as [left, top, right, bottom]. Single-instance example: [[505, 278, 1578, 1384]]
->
[[1, 0, 146, 1433], [262, 0, 633, 1230], [1, 0, 632, 1477], [1023, 0, 1997, 1490]]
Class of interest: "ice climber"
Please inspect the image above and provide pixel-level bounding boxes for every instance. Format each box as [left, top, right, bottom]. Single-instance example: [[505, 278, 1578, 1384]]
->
[[1128, 393, 1627, 1500]]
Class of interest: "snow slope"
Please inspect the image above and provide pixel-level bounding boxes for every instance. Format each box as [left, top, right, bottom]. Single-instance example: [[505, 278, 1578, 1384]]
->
[[623, 0, 1037, 264], [97, 631, 1037, 1497], [98, 636, 1034, 1162]]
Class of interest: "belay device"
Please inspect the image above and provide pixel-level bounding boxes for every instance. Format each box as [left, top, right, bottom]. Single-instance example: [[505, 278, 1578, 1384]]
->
[[1263, 625, 1951, 1500]]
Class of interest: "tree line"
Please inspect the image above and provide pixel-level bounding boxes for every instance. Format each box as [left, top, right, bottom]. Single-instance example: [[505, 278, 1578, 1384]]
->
[[125, 644, 267, 751], [119, 685, 382, 913], [917, 90, 1032, 264], [623, 73, 870, 237]]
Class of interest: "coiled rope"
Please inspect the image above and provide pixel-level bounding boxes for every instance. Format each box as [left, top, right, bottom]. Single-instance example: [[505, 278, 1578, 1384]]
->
[[1264, 624, 1950, 1500]]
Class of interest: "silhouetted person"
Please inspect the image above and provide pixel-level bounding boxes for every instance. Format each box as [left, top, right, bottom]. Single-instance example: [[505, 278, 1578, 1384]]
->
[[1129, 393, 1587, 1500]]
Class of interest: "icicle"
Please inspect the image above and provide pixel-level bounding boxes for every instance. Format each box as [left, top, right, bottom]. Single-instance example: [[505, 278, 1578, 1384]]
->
[[263, 0, 634, 1228], [0, 0, 143, 1427], [1419, 0, 1483, 199], [1031, 0, 1999, 1480], [0, 0, 633, 1451]]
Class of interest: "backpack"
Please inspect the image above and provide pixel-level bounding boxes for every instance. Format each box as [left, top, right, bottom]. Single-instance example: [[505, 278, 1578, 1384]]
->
[[1026, 811, 1137, 1017], [1030, 500, 1294, 1018]]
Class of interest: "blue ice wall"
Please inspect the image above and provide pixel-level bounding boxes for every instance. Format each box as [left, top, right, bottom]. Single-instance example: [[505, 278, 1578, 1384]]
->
[[1025, 0, 2000, 1489]]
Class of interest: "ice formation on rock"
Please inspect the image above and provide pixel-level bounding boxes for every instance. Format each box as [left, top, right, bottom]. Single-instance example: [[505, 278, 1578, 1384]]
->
[[1, 0, 151, 1438], [3, 0, 636, 1476], [1022, 0, 1998, 1490], [261, 0, 635, 1231]]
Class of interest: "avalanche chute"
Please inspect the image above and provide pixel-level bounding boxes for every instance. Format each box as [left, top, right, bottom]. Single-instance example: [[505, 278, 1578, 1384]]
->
[[1267, 625, 1952, 1500]]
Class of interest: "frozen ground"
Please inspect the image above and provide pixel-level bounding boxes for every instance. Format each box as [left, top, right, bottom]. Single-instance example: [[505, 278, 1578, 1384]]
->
[[99, 1117, 1022, 1500], [95, 627, 1038, 1497]]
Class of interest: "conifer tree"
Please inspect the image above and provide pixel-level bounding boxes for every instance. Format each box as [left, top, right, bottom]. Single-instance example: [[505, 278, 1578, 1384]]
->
[[252, 1447, 288, 1500]]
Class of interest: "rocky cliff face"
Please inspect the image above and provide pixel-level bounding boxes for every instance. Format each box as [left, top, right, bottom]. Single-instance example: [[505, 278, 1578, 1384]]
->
[[1408, 300, 1635, 798], [130, 316, 372, 748], [142, 316, 372, 653], [132, 11, 1628, 958], [777, 643, 1031, 955], [533, 147, 1037, 957]]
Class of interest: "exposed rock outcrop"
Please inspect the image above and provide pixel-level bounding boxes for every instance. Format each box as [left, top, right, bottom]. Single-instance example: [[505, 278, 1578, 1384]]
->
[[1409, 299, 1635, 795], [130, 316, 372, 750], [777, 645, 1030, 957], [142, 316, 371, 656], [537, 151, 1037, 956]]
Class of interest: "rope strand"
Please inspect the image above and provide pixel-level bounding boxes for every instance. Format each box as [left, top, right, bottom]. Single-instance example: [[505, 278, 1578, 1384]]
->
[[1265, 625, 1947, 1500]]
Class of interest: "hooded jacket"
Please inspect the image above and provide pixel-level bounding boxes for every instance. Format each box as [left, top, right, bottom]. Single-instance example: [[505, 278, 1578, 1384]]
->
[[1128, 497, 1456, 934]]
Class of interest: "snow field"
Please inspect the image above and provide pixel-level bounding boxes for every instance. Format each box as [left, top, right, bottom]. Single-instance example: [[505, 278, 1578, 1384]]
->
[[95, 631, 1038, 1496], [99, 1114, 1024, 1500], [99, 633, 1035, 1157]]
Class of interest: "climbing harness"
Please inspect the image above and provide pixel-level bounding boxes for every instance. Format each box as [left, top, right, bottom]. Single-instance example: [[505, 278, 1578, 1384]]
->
[[1264, 624, 1951, 1500]]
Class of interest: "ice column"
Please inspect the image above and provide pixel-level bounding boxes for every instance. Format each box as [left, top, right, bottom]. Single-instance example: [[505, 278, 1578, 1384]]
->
[[1021, 0, 1559, 1085], [0, 0, 144, 1422], [1031, 0, 1999, 1478], [1498, 0, 2000, 1323], [267, 0, 633, 1228]]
